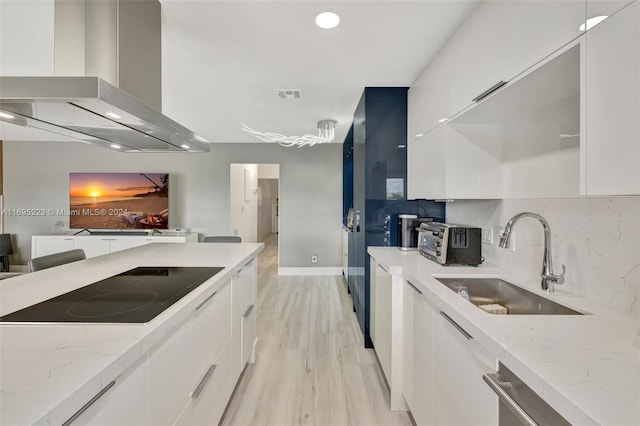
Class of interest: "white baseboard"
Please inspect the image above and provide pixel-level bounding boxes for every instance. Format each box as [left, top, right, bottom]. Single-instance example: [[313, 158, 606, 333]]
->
[[278, 267, 342, 276]]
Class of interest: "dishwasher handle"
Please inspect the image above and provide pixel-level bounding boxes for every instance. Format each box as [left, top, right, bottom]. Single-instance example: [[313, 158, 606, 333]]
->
[[483, 373, 538, 426]]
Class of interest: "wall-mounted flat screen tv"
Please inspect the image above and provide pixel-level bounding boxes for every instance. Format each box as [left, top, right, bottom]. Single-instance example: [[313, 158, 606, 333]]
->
[[69, 172, 169, 230]]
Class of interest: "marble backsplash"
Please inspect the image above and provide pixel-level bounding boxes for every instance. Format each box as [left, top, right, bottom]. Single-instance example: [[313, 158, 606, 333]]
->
[[446, 197, 640, 318]]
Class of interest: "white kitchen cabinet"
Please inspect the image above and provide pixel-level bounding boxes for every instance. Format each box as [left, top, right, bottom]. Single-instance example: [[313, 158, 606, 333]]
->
[[444, 1, 585, 119], [31, 236, 75, 257], [402, 279, 436, 426], [68, 356, 147, 426], [583, 0, 640, 195], [407, 125, 446, 200], [407, 121, 502, 200], [433, 310, 497, 426], [175, 339, 233, 426], [31, 234, 197, 259], [232, 258, 257, 380], [369, 257, 406, 411], [372, 261, 392, 380], [71, 238, 111, 258], [588, 0, 635, 18], [147, 279, 232, 425]]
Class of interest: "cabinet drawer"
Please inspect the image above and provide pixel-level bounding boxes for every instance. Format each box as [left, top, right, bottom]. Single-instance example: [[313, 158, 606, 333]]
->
[[147, 280, 232, 425], [65, 356, 147, 426], [233, 260, 254, 311], [175, 338, 233, 426]]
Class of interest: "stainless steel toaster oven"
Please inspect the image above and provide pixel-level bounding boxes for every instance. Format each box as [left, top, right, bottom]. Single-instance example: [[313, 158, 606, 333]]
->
[[418, 222, 482, 266]]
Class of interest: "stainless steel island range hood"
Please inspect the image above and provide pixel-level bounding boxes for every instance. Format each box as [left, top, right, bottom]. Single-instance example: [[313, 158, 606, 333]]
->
[[0, 0, 210, 153], [0, 76, 210, 152]]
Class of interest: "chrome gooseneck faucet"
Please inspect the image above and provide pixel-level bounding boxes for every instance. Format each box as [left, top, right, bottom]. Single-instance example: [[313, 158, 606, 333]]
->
[[499, 212, 566, 292]]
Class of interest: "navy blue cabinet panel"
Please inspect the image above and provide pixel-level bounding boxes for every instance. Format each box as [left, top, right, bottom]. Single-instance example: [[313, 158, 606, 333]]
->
[[347, 87, 445, 348]]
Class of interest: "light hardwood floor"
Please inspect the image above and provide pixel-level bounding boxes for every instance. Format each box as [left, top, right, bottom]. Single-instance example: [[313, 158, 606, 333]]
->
[[221, 234, 412, 426]]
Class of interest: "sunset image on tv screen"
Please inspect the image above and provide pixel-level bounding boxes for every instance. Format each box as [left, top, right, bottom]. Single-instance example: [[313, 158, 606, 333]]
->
[[69, 173, 169, 229]]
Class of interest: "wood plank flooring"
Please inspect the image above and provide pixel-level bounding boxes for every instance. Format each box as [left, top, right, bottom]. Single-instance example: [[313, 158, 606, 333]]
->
[[221, 234, 411, 426]]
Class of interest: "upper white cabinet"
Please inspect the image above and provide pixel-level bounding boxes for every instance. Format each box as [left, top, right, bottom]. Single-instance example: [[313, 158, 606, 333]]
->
[[442, 0, 585, 120], [408, 0, 640, 198], [583, 0, 640, 195], [588, 0, 635, 17]]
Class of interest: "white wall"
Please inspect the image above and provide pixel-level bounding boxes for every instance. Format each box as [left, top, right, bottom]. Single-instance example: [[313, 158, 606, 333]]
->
[[0, 0, 55, 75], [2, 141, 342, 269], [230, 163, 258, 243], [446, 197, 640, 317], [258, 164, 279, 179]]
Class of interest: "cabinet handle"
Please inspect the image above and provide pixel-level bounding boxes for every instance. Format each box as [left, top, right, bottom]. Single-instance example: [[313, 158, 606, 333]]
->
[[483, 373, 537, 426], [379, 264, 388, 273], [62, 380, 116, 425], [440, 311, 473, 340], [195, 291, 217, 311], [406, 280, 423, 295], [191, 364, 217, 399], [243, 304, 255, 318], [472, 80, 508, 102]]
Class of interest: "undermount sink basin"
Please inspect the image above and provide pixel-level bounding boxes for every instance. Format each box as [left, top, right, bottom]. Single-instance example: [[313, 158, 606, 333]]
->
[[435, 277, 584, 315]]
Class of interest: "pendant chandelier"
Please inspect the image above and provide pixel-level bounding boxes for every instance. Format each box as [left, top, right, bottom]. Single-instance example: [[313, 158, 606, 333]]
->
[[241, 119, 337, 147]]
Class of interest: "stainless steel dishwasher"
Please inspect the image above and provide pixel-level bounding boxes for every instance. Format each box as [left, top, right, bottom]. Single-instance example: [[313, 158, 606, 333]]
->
[[483, 363, 571, 426]]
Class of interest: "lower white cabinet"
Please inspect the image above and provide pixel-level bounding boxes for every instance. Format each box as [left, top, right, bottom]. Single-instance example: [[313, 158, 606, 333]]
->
[[401, 279, 497, 426], [31, 234, 198, 259], [175, 339, 233, 426], [433, 310, 497, 426], [232, 258, 257, 380], [372, 260, 392, 380], [402, 279, 436, 426], [67, 356, 147, 426], [147, 279, 232, 425]]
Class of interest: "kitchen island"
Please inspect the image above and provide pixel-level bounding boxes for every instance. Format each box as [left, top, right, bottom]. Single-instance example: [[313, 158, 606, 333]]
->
[[0, 242, 263, 426], [368, 247, 640, 426]]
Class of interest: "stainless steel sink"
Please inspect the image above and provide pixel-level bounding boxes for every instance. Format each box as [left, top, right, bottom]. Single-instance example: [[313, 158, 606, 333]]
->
[[435, 277, 584, 315]]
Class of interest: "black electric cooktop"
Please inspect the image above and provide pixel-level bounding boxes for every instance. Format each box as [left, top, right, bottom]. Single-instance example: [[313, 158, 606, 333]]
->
[[0, 266, 224, 323]]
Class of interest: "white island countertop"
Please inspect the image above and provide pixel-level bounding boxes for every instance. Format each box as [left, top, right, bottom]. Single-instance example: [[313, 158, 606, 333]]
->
[[0, 242, 263, 426], [368, 247, 640, 426]]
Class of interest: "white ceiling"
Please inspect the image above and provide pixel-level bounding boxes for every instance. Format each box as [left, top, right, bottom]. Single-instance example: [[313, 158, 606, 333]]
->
[[160, 0, 478, 144]]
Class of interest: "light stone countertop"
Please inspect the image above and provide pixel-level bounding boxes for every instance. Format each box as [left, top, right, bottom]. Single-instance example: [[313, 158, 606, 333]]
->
[[368, 247, 640, 426], [0, 242, 264, 426]]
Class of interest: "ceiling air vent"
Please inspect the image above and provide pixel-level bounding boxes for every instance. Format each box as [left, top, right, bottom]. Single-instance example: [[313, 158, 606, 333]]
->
[[277, 89, 302, 100]]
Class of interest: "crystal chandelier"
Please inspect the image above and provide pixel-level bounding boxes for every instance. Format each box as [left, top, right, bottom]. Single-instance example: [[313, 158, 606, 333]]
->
[[241, 119, 337, 147]]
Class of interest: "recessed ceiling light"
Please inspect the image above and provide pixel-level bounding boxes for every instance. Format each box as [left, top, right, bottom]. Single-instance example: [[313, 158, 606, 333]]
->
[[0, 112, 15, 119], [415, 133, 424, 138], [315, 12, 340, 29], [438, 118, 449, 123], [580, 15, 608, 31], [106, 112, 121, 120], [110, 144, 121, 149], [181, 144, 190, 149], [397, 144, 406, 148]]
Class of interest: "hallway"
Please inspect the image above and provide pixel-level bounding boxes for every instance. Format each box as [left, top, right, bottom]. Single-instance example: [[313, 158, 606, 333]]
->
[[221, 235, 411, 426]]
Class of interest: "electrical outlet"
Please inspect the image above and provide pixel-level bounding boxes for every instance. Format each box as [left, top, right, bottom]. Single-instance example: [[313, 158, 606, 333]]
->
[[311, 255, 318, 264], [481, 227, 494, 245], [497, 226, 515, 252]]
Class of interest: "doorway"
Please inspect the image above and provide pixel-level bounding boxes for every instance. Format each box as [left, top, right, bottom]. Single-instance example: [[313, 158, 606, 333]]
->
[[230, 164, 280, 265]]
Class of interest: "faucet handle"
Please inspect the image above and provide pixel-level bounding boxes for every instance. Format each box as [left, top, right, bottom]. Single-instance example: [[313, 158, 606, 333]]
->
[[546, 264, 566, 285]]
